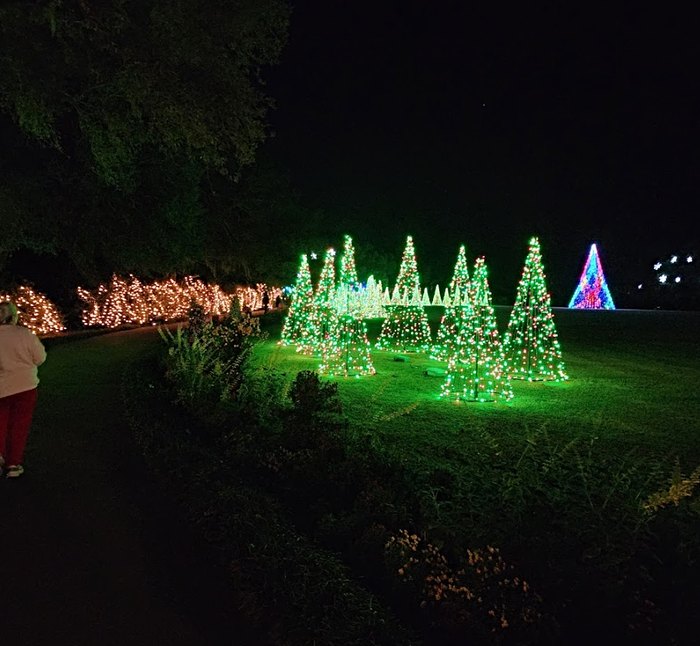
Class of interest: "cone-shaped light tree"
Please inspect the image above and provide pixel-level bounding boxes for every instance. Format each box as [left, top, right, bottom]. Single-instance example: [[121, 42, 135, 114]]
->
[[503, 237, 567, 381], [568, 243, 615, 309], [301, 247, 336, 356], [339, 234, 360, 288], [281, 254, 314, 349], [319, 294, 376, 376], [441, 258, 513, 402], [320, 238, 375, 377], [433, 244, 470, 360], [376, 236, 432, 352]]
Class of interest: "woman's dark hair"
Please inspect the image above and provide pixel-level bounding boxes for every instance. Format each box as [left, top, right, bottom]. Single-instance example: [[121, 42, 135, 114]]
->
[[0, 301, 19, 325]]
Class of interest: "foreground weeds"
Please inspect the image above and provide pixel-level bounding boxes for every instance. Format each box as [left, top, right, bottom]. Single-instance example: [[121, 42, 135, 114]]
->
[[134, 311, 700, 645]]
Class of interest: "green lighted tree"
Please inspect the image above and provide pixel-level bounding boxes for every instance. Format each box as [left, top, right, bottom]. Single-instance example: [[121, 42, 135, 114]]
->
[[319, 284, 375, 377], [432, 244, 471, 360], [376, 236, 432, 352], [280, 254, 314, 349], [502, 237, 567, 381], [339, 234, 360, 288], [441, 258, 513, 402], [304, 247, 337, 356]]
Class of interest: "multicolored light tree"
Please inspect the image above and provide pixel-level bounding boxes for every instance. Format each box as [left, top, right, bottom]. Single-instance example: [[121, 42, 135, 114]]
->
[[280, 254, 315, 350], [503, 238, 567, 381], [376, 236, 432, 352], [440, 258, 512, 402], [432, 244, 470, 360], [568, 243, 615, 310]]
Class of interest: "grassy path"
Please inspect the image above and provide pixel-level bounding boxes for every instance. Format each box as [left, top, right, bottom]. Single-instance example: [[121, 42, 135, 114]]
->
[[0, 326, 264, 646]]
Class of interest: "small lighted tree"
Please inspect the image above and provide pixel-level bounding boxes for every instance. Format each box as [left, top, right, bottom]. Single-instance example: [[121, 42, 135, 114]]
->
[[441, 258, 512, 402], [503, 237, 567, 381], [320, 284, 375, 377], [376, 236, 432, 352], [568, 243, 615, 309], [358, 276, 386, 319], [433, 244, 470, 360], [339, 234, 360, 288], [309, 248, 338, 356], [281, 254, 314, 349]]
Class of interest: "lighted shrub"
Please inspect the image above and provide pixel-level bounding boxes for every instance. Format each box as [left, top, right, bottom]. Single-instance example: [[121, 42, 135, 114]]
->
[[0, 285, 65, 335], [78, 274, 281, 328]]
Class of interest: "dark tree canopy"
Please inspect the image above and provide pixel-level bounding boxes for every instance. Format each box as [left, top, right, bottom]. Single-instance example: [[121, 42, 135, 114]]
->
[[0, 0, 289, 283]]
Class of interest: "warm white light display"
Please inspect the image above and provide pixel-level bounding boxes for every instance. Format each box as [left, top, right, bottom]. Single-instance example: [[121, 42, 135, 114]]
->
[[77, 275, 281, 328], [0, 286, 65, 336], [675, 276, 681, 283], [670, 255, 678, 263], [658, 274, 668, 284], [687, 256, 694, 263], [654, 262, 662, 270]]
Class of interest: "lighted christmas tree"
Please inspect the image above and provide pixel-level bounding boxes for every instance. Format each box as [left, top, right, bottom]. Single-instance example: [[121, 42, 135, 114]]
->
[[319, 288, 375, 377], [280, 254, 314, 349], [432, 245, 471, 360], [568, 243, 615, 310], [376, 236, 432, 352], [339, 234, 360, 288], [503, 237, 567, 381], [441, 258, 512, 402], [360, 276, 386, 318], [301, 248, 336, 356]]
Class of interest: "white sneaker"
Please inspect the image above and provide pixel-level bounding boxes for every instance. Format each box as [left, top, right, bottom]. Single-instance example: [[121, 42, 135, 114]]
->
[[5, 465, 24, 479]]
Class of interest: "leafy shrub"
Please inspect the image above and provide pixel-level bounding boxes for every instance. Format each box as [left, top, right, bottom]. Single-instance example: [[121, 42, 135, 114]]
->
[[385, 529, 546, 644], [123, 361, 417, 646], [159, 305, 262, 425]]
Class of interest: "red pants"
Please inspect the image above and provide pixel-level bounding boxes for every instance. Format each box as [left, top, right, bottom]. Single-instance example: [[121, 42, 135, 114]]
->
[[0, 388, 38, 466]]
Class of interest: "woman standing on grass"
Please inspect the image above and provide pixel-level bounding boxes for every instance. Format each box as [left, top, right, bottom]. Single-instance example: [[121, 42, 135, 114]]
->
[[0, 301, 46, 479]]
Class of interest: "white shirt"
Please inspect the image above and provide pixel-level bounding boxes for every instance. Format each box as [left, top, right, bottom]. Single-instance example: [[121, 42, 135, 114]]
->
[[0, 325, 47, 398]]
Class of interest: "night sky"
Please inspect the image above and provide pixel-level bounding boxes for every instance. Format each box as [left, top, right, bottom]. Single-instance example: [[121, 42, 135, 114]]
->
[[263, 1, 700, 303]]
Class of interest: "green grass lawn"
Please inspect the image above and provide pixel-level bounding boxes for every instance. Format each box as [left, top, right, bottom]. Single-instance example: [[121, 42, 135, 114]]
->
[[258, 307, 700, 470]]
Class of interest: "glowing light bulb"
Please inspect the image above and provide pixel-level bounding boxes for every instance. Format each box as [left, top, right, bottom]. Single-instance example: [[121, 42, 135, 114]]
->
[[653, 262, 662, 270], [687, 255, 693, 263], [637, 284, 643, 289], [658, 274, 668, 284], [675, 276, 681, 283], [670, 255, 678, 263]]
